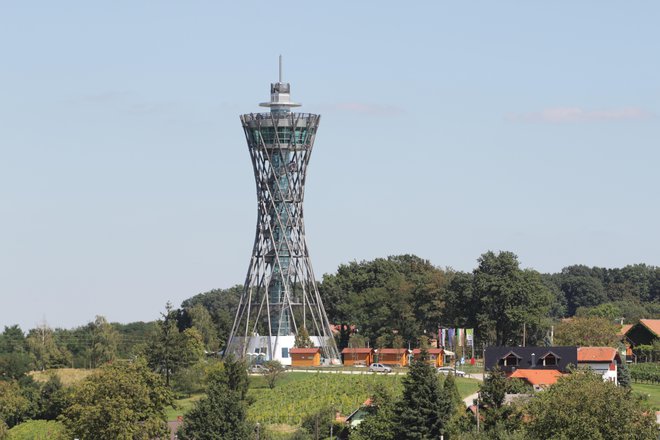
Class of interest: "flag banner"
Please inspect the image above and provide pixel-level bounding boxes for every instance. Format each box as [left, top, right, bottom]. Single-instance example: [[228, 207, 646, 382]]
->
[[448, 328, 455, 349], [440, 328, 446, 347], [457, 328, 463, 347], [466, 328, 474, 346]]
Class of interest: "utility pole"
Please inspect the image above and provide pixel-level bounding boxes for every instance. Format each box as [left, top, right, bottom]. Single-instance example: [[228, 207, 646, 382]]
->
[[522, 323, 526, 347], [476, 393, 480, 433]]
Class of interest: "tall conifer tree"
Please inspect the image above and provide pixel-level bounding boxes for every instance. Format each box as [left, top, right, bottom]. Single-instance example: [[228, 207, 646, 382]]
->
[[393, 349, 452, 439]]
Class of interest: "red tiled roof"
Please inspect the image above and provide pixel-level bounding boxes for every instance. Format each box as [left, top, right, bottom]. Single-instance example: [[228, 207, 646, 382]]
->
[[290, 348, 320, 354], [639, 319, 660, 337], [509, 369, 564, 386], [341, 347, 373, 354], [378, 348, 408, 354], [411, 348, 444, 355], [618, 324, 633, 336], [578, 347, 619, 362]]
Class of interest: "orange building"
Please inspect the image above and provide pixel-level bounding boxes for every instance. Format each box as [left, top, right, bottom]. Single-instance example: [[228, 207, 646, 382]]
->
[[411, 348, 445, 367], [377, 348, 409, 367], [290, 348, 321, 367], [341, 347, 373, 366]]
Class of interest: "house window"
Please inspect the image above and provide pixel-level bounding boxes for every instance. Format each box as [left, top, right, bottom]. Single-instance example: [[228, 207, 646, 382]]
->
[[542, 354, 557, 366], [498, 353, 519, 366], [281, 347, 289, 358]]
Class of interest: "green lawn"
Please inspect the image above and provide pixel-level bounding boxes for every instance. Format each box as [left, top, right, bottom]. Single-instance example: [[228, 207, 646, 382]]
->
[[454, 377, 480, 398], [631, 382, 660, 410], [164, 393, 204, 421]]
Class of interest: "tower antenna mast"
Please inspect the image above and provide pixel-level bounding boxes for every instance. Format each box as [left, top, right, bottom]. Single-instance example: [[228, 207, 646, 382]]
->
[[279, 54, 283, 83]]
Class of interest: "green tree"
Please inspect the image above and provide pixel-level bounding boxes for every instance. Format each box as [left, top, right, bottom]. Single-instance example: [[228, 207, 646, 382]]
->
[[553, 316, 619, 346], [474, 251, 554, 346], [262, 360, 285, 389], [25, 323, 71, 370], [524, 370, 656, 439], [393, 349, 452, 439], [87, 315, 119, 368], [146, 302, 204, 387], [300, 406, 338, 440], [0, 352, 32, 381], [474, 369, 529, 437], [294, 327, 314, 348], [187, 303, 220, 352], [180, 285, 244, 349], [319, 255, 447, 346], [576, 302, 621, 320], [0, 380, 30, 428], [558, 266, 608, 315], [618, 359, 632, 389], [177, 357, 253, 440], [350, 387, 396, 440], [37, 373, 67, 420], [61, 358, 172, 440]]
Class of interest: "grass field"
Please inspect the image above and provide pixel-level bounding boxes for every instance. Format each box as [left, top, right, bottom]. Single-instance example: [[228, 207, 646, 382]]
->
[[632, 382, 660, 410], [29, 368, 96, 386], [165, 393, 204, 421]]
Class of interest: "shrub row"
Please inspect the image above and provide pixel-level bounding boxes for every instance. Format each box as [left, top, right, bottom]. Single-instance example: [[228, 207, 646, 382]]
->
[[629, 363, 660, 384]]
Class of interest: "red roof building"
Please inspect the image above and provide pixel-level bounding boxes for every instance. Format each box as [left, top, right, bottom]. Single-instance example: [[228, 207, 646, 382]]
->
[[577, 347, 621, 385]]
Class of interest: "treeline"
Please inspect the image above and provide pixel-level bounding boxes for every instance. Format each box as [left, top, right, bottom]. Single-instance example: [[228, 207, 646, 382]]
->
[[322, 252, 659, 348], [0, 302, 220, 433], [2, 251, 658, 367], [170, 251, 660, 351]]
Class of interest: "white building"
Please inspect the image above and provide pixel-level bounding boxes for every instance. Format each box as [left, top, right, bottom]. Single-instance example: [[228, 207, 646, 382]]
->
[[577, 347, 622, 385]]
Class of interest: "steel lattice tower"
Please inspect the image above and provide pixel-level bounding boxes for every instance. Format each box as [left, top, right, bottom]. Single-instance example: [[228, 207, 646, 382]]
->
[[225, 58, 340, 365]]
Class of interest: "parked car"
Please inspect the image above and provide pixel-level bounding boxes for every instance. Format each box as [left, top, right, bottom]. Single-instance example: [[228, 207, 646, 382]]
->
[[437, 366, 466, 377], [368, 363, 392, 373], [249, 364, 269, 374]]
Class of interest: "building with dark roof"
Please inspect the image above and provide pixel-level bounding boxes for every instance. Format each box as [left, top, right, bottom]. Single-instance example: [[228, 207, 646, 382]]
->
[[484, 346, 578, 374]]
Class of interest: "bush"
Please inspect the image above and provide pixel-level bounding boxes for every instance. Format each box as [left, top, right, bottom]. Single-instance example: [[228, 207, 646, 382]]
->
[[6, 420, 67, 440]]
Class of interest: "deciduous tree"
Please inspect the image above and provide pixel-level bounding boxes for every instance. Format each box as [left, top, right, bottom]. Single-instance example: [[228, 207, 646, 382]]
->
[[524, 370, 656, 439], [474, 251, 554, 346], [553, 316, 619, 347], [61, 358, 172, 440], [146, 302, 204, 387], [87, 315, 119, 368], [0, 380, 30, 428]]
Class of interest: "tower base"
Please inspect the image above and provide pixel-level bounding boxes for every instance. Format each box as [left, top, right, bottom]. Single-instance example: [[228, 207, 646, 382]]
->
[[233, 335, 340, 366]]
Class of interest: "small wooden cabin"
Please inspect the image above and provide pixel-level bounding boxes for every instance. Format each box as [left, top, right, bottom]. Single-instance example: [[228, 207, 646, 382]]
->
[[377, 348, 409, 367], [290, 347, 321, 367], [412, 348, 445, 367], [341, 347, 373, 366]]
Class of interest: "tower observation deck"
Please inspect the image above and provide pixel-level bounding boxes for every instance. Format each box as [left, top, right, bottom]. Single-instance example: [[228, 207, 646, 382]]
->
[[225, 58, 340, 365]]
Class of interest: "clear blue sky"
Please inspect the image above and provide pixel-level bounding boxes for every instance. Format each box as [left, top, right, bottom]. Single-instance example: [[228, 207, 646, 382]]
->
[[1, 2, 658, 330]]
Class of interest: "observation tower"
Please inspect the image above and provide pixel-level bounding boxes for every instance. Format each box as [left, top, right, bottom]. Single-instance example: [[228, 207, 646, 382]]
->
[[225, 58, 340, 365]]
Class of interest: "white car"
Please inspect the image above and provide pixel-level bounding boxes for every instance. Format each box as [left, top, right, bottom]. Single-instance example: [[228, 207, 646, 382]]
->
[[437, 366, 466, 377], [368, 363, 392, 373]]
